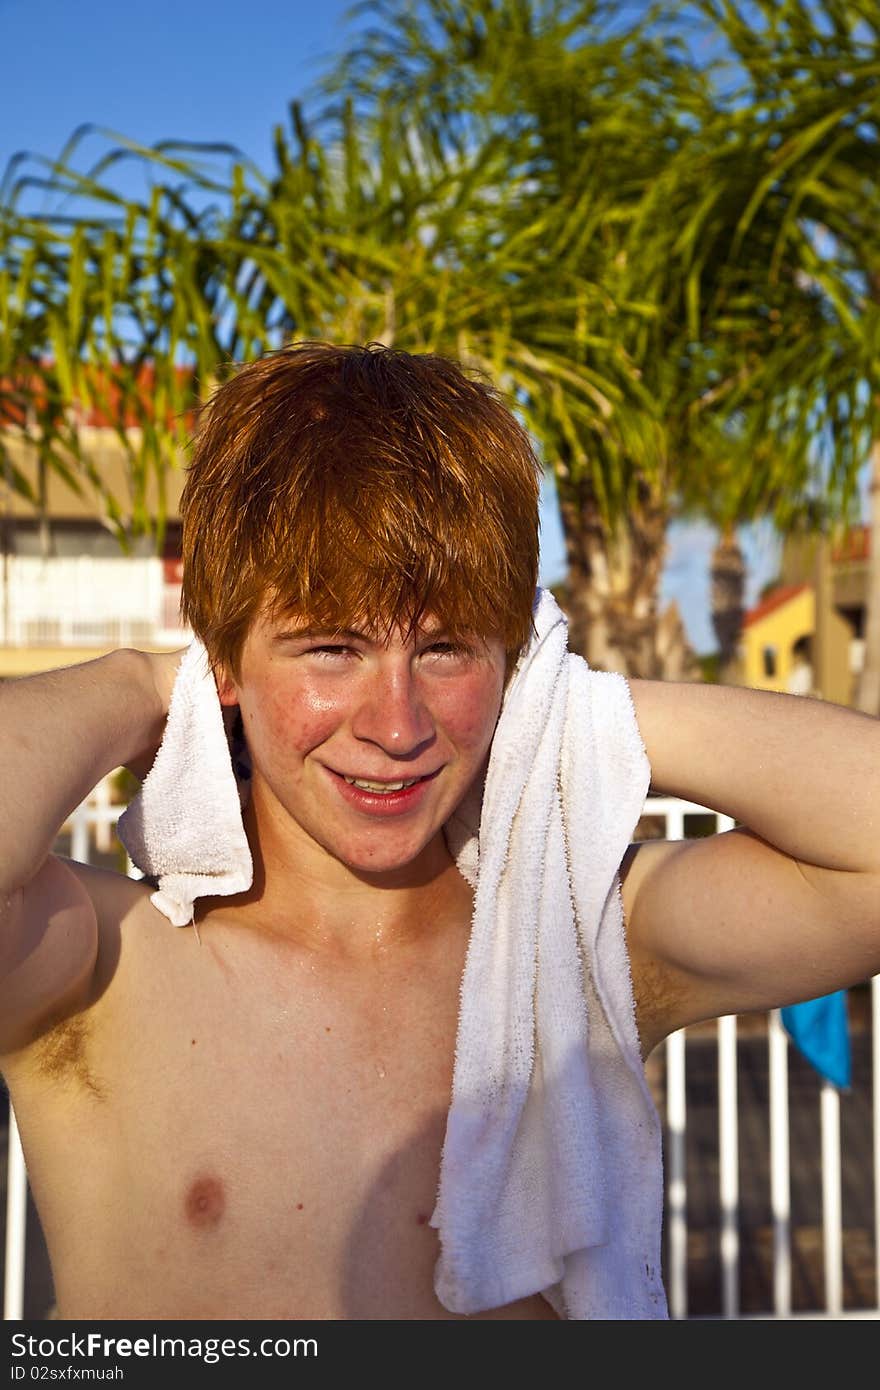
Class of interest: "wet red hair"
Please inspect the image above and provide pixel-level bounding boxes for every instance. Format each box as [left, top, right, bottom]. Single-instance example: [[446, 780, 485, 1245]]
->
[[180, 341, 541, 683]]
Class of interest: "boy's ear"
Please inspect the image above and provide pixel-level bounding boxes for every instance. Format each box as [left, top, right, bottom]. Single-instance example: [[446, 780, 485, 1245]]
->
[[214, 664, 239, 707]]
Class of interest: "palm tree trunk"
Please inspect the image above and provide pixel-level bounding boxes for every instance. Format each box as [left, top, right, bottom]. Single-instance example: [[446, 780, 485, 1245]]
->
[[555, 469, 670, 678], [710, 525, 746, 682]]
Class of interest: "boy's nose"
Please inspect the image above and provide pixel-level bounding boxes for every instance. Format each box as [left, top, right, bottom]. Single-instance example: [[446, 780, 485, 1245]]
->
[[350, 667, 435, 756]]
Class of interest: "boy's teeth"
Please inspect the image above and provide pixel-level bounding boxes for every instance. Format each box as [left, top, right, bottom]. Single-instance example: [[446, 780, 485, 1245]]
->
[[344, 776, 420, 792]]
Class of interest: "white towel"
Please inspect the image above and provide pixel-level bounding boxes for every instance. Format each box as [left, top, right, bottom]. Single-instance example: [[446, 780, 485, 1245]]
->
[[116, 640, 253, 926], [117, 587, 666, 1319], [436, 587, 665, 1318]]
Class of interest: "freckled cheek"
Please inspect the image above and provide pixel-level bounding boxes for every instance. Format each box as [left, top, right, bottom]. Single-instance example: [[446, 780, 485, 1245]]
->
[[434, 675, 503, 753], [241, 681, 345, 761]]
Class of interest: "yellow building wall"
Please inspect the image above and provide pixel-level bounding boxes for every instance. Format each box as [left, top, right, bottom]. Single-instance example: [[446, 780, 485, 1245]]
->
[[740, 587, 854, 705]]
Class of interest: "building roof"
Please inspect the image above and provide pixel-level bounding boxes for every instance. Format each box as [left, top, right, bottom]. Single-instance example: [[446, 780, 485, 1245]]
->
[[1, 361, 199, 431], [2, 426, 187, 521], [831, 523, 870, 564], [1, 362, 196, 521], [742, 583, 809, 629]]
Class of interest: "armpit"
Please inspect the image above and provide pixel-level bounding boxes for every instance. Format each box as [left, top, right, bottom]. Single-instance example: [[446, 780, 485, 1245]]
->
[[29, 1012, 105, 1100], [630, 950, 692, 1059]]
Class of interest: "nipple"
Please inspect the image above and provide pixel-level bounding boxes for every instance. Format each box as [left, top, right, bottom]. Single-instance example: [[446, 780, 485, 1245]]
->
[[184, 1174, 226, 1230]]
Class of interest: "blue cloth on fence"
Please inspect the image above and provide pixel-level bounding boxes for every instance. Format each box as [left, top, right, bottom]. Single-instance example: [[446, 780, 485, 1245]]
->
[[781, 990, 851, 1089]]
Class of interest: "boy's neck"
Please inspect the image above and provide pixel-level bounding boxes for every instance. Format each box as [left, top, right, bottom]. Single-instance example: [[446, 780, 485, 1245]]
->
[[194, 791, 470, 959]]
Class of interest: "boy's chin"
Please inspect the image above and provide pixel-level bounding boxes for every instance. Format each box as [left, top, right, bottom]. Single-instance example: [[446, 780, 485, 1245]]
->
[[331, 835, 447, 881]]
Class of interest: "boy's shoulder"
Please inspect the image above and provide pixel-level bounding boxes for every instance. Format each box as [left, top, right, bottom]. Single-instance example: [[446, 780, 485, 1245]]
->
[[0, 855, 159, 1088]]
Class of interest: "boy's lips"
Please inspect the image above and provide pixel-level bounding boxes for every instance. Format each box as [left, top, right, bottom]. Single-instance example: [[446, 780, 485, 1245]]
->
[[329, 767, 441, 785], [324, 765, 442, 816]]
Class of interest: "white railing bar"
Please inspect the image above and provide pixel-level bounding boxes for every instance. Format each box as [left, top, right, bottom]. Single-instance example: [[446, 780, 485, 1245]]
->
[[69, 802, 90, 864], [661, 804, 687, 1317], [768, 1008, 792, 1316], [820, 1083, 843, 1314], [661, 804, 686, 841], [639, 796, 717, 820], [666, 1027, 688, 1319], [65, 805, 120, 828], [718, 1013, 739, 1318], [3, 1107, 26, 1321]]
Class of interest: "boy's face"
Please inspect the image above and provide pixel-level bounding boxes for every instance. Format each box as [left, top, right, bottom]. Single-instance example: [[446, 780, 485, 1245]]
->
[[216, 604, 507, 878]]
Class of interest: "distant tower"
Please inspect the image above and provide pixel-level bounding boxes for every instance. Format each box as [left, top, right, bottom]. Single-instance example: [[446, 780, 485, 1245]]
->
[[711, 527, 745, 678]]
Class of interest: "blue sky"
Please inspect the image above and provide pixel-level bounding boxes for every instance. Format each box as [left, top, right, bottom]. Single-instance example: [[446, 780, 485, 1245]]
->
[[3, 0, 860, 655]]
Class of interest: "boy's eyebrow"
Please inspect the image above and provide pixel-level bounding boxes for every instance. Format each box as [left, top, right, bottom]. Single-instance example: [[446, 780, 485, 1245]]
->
[[272, 626, 366, 642], [271, 622, 450, 643]]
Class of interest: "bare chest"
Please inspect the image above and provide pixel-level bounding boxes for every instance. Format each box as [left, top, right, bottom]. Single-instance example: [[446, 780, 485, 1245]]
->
[[19, 908, 526, 1318], [130, 934, 462, 1262]]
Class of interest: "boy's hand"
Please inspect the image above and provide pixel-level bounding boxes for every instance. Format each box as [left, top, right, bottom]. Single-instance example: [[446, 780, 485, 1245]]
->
[[123, 647, 189, 782]]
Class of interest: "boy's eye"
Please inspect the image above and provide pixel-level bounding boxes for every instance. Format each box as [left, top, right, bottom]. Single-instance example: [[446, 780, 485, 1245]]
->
[[306, 641, 470, 659], [428, 642, 468, 656]]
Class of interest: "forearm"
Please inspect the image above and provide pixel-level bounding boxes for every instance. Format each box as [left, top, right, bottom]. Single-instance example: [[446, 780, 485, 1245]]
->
[[0, 649, 165, 898], [628, 679, 880, 875]]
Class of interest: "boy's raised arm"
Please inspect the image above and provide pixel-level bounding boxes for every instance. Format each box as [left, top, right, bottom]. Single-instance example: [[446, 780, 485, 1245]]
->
[[624, 678, 880, 1034], [0, 648, 173, 905], [0, 648, 186, 1053]]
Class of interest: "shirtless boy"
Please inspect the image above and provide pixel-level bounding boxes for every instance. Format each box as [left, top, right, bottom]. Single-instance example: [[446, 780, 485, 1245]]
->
[[1, 341, 878, 1321]]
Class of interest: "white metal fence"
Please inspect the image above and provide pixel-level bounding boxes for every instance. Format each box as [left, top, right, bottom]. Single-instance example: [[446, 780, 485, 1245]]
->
[[2, 791, 878, 1320]]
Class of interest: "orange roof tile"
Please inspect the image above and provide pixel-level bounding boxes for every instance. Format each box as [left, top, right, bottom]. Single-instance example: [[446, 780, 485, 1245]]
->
[[831, 524, 870, 564], [742, 583, 809, 628], [0, 361, 199, 431]]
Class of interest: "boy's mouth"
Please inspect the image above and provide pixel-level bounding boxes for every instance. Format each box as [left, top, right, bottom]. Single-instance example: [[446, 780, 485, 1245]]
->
[[334, 768, 439, 792], [343, 776, 421, 793], [326, 766, 441, 807]]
